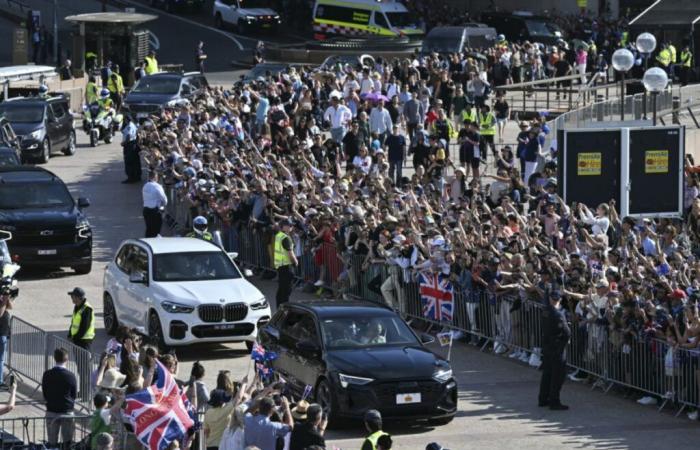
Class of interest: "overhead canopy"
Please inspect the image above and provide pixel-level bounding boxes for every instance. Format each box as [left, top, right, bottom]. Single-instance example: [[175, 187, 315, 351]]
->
[[65, 12, 157, 25], [630, 0, 700, 27], [0, 66, 57, 83]]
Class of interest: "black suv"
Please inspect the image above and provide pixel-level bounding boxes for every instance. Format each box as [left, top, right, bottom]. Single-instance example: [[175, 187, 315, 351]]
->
[[0, 167, 92, 274], [260, 301, 457, 425], [150, 0, 204, 13], [123, 72, 208, 120], [0, 95, 76, 164]]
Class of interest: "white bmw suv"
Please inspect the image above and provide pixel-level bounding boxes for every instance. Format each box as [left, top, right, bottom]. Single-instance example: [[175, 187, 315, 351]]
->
[[103, 237, 271, 349]]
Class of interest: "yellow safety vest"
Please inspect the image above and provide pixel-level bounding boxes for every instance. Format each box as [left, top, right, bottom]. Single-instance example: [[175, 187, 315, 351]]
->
[[656, 49, 671, 67], [621, 31, 629, 46], [273, 231, 292, 269], [461, 108, 478, 125], [681, 50, 693, 68], [186, 231, 213, 241], [70, 301, 95, 341], [363, 431, 389, 450], [479, 112, 496, 136], [86, 82, 98, 105], [668, 45, 677, 64], [107, 73, 124, 94], [144, 56, 158, 75], [98, 97, 113, 110]]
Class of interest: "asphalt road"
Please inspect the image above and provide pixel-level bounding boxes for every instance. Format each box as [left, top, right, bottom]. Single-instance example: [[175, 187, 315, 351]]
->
[[7, 128, 700, 449]]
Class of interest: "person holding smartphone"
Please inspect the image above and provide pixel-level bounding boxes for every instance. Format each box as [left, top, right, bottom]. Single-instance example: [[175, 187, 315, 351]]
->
[[289, 402, 327, 450]]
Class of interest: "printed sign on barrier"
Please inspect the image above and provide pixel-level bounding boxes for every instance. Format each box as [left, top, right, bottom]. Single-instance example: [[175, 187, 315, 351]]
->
[[577, 152, 602, 176], [645, 150, 669, 174]]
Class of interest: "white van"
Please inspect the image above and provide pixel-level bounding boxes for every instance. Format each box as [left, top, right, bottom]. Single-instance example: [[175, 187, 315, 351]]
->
[[312, 0, 424, 39]]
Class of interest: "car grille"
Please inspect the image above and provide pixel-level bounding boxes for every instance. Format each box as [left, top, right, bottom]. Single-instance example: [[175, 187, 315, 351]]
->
[[198, 303, 248, 323], [10, 228, 76, 246], [126, 103, 161, 114], [225, 303, 248, 321]]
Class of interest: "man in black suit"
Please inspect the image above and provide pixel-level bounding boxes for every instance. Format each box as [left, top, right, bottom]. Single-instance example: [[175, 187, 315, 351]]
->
[[41, 348, 77, 449], [538, 290, 571, 410]]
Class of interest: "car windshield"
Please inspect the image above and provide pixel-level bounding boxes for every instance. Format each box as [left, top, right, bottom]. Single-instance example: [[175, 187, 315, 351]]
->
[[0, 182, 73, 209], [153, 251, 241, 282], [321, 315, 419, 349], [386, 12, 419, 28], [132, 78, 181, 95], [245, 65, 285, 80], [0, 152, 19, 167], [525, 19, 555, 37], [0, 104, 44, 123], [239, 0, 272, 8]]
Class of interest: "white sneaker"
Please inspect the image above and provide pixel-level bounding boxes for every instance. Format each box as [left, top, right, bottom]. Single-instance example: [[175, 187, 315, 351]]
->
[[637, 396, 656, 405], [519, 352, 530, 363], [314, 279, 324, 287], [568, 373, 582, 382], [529, 349, 542, 367], [495, 343, 508, 354], [508, 350, 522, 359], [664, 391, 674, 399], [688, 410, 699, 421]]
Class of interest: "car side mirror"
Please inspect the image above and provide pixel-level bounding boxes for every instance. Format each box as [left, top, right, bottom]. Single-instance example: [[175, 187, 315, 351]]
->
[[228, 252, 239, 260], [420, 333, 436, 345], [296, 339, 320, 354], [129, 271, 148, 284], [77, 197, 90, 208], [243, 268, 253, 278]]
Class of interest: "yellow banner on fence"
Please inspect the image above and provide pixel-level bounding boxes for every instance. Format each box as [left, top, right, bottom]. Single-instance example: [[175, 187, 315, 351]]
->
[[577, 0, 588, 7], [645, 150, 669, 174], [577, 152, 601, 176]]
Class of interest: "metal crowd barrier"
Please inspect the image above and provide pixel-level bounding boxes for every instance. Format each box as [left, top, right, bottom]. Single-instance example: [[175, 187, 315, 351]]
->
[[0, 414, 92, 449], [7, 317, 98, 412], [167, 184, 700, 417]]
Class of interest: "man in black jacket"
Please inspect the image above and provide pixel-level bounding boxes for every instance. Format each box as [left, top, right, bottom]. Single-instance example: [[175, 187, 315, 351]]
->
[[538, 290, 571, 410], [289, 402, 327, 450], [42, 348, 77, 449]]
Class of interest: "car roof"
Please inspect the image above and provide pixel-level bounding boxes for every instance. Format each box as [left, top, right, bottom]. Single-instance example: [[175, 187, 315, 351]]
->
[[286, 300, 395, 319], [136, 237, 223, 254], [1, 95, 65, 105], [0, 166, 60, 183]]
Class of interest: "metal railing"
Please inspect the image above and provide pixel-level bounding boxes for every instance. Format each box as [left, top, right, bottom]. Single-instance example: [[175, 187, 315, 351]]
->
[[0, 414, 92, 449], [7, 316, 98, 412]]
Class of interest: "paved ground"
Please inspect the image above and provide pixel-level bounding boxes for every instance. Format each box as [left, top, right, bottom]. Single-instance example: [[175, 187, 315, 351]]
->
[[2, 126, 700, 448]]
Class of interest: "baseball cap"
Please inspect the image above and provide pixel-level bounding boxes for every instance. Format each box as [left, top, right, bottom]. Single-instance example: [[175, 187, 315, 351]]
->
[[595, 279, 609, 289], [67, 287, 86, 298]]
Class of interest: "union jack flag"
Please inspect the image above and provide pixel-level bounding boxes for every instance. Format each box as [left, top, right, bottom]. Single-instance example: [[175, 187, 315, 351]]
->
[[419, 272, 454, 323], [125, 361, 194, 450]]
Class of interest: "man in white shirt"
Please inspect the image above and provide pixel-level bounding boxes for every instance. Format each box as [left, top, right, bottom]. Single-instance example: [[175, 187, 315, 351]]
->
[[369, 100, 393, 144], [323, 96, 352, 144], [142, 171, 168, 237]]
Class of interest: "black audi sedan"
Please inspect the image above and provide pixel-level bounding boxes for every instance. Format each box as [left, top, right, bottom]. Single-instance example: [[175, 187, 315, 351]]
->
[[259, 301, 457, 425]]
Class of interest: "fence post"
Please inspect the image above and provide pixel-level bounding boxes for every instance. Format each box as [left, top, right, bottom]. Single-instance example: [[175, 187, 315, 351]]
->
[[672, 96, 680, 124], [596, 95, 605, 121]]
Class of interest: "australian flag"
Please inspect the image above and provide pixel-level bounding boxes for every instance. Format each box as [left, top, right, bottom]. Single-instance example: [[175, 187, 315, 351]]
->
[[419, 272, 454, 323], [251, 342, 266, 361], [125, 361, 195, 450]]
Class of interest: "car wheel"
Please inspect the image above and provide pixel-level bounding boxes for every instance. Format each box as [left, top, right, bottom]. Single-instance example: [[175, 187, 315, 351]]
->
[[104, 130, 113, 144], [428, 415, 455, 426], [63, 131, 76, 156], [215, 13, 223, 29], [40, 138, 50, 164], [89, 131, 97, 147], [315, 378, 337, 424], [149, 311, 168, 352], [103, 294, 118, 335], [72, 259, 92, 274]]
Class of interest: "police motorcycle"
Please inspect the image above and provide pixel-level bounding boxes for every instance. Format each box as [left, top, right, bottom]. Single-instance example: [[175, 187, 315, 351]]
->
[[82, 89, 123, 147], [0, 231, 20, 298]]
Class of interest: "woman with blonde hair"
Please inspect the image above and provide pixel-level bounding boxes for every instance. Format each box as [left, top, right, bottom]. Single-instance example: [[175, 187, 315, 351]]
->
[[217, 377, 250, 450]]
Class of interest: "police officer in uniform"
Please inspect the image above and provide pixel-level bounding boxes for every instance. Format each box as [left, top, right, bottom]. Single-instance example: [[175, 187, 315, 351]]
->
[[538, 289, 571, 410], [274, 219, 298, 307], [187, 216, 213, 241], [67, 287, 95, 351], [360, 409, 388, 450], [680, 44, 693, 86], [478, 104, 497, 162], [121, 115, 141, 184]]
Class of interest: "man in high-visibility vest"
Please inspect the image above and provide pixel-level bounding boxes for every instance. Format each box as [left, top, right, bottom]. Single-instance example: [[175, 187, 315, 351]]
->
[[479, 104, 497, 162], [360, 409, 389, 450], [144, 50, 158, 75], [107, 65, 125, 111], [656, 44, 672, 72], [460, 103, 479, 129], [680, 45, 693, 86], [85, 75, 99, 105], [186, 216, 213, 241], [274, 219, 298, 307], [668, 42, 677, 64], [67, 287, 95, 351]]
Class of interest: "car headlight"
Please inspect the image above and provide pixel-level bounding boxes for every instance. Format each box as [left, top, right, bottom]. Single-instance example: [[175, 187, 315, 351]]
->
[[0, 224, 16, 232], [29, 129, 43, 140], [161, 301, 195, 314], [250, 298, 268, 310], [76, 219, 91, 239], [432, 368, 453, 383], [246, 15, 255, 20], [338, 373, 374, 388], [274, 15, 280, 19]]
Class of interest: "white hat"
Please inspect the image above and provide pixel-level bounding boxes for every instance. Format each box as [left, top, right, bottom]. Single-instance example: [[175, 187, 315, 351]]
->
[[392, 234, 406, 244]]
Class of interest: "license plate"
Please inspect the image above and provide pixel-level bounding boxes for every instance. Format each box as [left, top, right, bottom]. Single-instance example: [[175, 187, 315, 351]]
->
[[214, 324, 236, 330], [396, 393, 421, 404], [262, 24, 271, 28], [37, 249, 57, 255], [136, 112, 148, 119]]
